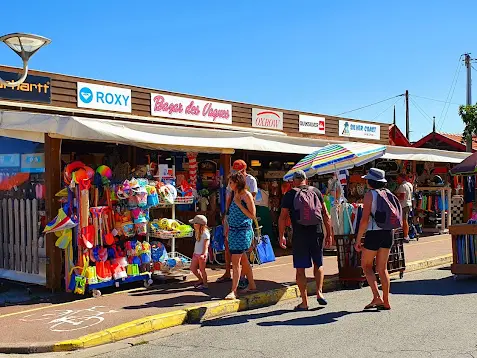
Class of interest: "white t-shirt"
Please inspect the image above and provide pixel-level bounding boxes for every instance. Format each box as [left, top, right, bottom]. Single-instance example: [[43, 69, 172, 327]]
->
[[227, 173, 258, 196], [396, 181, 413, 208], [194, 230, 210, 255]]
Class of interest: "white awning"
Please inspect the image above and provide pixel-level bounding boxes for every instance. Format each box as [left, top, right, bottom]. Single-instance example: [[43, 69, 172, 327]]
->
[[0, 110, 327, 154], [383, 146, 470, 163], [0, 110, 471, 163]]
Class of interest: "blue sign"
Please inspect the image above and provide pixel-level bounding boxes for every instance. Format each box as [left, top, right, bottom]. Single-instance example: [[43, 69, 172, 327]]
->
[[77, 82, 132, 113]]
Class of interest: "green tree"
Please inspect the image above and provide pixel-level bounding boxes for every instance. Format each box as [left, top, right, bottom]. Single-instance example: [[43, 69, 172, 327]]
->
[[459, 104, 477, 150]]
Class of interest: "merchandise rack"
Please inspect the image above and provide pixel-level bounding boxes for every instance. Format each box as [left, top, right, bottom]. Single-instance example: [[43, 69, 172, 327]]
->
[[449, 224, 477, 277], [149, 160, 193, 281], [416, 186, 452, 234], [88, 273, 152, 297]]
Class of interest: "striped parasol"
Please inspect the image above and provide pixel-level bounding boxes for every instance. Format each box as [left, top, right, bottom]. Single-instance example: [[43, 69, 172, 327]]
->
[[283, 142, 386, 181]]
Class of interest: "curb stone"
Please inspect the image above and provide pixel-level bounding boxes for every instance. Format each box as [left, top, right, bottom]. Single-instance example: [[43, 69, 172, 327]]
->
[[0, 254, 452, 353]]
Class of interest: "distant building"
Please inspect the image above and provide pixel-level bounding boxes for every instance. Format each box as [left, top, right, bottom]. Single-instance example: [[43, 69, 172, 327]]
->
[[413, 132, 477, 152]]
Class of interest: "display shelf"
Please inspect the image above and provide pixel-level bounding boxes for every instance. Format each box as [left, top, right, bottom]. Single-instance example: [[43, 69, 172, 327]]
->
[[450, 224, 477, 277], [87, 273, 152, 297], [416, 186, 452, 234]]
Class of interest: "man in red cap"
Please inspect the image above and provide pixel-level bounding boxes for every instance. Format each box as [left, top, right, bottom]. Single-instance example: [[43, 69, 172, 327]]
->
[[216, 160, 258, 284]]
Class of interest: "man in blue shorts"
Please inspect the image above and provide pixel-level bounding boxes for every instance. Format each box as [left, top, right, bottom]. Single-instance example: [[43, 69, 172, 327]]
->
[[279, 170, 333, 310]]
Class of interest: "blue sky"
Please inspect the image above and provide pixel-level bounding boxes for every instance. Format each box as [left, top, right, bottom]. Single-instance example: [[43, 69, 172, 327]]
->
[[1, 0, 476, 142]]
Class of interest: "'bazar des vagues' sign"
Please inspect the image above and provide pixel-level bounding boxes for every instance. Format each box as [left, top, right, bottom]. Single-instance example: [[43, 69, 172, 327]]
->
[[252, 108, 283, 130], [150, 93, 232, 125]]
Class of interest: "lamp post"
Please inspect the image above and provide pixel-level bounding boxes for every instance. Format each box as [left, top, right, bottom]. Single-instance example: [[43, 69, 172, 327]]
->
[[0, 33, 51, 88]]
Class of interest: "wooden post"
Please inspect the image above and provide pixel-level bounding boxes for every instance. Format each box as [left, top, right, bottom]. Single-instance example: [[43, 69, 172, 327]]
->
[[20, 199, 26, 273], [45, 134, 62, 291], [221, 153, 231, 181]]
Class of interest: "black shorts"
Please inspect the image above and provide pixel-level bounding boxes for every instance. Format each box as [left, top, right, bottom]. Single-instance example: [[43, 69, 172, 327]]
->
[[363, 230, 393, 251], [292, 233, 324, 269]]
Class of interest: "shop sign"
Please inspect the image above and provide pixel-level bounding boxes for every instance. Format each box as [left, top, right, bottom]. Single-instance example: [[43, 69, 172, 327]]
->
[[0, 154, 20, 168], [264, 170, 287, 179], [252, 108, 283, 130], [20, 153, 45, 173], [77, 82, 131, 113], [0, 71, 51, 103], [151, 93, 232, 125], [339, 120, 380, 140], [299, 115, 325, 134]]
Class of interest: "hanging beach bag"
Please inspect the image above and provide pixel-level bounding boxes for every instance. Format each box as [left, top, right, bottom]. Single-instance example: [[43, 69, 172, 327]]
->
[[256, 234, 276, 264]]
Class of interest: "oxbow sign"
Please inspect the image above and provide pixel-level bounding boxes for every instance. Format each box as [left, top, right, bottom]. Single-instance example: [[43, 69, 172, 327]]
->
[[252, 108, 283, 130], [339, 120, 380, 140], [150, 93, 232, 125], [77, 82, 131, 113], [299, 115, 325, 134]]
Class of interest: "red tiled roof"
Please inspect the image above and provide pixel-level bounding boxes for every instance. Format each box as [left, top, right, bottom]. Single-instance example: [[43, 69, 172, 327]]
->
[[388, 124, 411, 147], [413, 132, 477, 152]]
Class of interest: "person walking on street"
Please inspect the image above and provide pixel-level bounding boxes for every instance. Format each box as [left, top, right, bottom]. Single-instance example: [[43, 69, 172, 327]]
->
[[217, 160, 257, 286], [354, 168, 402, 311], [224, 172, 257, 300], [396, 173, 414, 242], [278, 170, 333, 311]]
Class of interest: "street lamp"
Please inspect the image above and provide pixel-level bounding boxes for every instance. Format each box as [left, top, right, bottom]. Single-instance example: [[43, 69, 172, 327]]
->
[[0, 33, 51, 88]]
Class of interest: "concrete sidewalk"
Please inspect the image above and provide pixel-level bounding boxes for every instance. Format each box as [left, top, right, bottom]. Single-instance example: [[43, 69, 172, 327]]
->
[[0, 234, 451, 353]]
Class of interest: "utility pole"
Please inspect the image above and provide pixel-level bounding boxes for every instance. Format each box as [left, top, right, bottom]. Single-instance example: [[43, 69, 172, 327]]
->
[[405, 90, 410, 140], [465, 54, 473, 152]]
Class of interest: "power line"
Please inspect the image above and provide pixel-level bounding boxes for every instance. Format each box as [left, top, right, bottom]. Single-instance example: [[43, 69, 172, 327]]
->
[[334, 94, 404, 116], [410, 94, 461, 106], [409, 97, 434, 125], [438, 55, 463, 129], [372, 97, 403, 121]]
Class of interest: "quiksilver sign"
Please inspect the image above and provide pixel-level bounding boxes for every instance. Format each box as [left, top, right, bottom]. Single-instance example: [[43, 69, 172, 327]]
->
[[0, 70, 51, 103], [252, 108, 283, 130], [77, 82, 131, 113]]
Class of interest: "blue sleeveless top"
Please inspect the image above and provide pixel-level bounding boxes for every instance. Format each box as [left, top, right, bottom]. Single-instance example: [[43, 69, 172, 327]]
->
[[227, 200, 253, 251]]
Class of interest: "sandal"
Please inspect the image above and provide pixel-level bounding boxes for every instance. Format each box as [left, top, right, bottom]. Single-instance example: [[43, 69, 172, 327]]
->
[[364, 300, 384, 310], [293, 304, 309, 311], [376, 304, 391, 311], [224, 292, 237, 300], [216, 276, 232, 283], [240, 288, 258, 294]]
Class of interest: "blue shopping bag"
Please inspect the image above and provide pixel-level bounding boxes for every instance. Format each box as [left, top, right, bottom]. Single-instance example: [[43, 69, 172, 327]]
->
[[256, 235, 276, 264], [212, 225, 226, 251]]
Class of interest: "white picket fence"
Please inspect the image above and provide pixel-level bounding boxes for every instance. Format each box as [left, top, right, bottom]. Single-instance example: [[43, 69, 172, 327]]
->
[[0, 198, 45, 284]]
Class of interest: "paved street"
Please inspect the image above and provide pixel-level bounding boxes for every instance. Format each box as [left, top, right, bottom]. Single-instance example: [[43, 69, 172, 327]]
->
[[30, 266, 477, 358]]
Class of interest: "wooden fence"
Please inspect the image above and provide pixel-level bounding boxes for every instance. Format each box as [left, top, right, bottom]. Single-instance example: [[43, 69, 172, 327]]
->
[[0, 198, 40, 274]]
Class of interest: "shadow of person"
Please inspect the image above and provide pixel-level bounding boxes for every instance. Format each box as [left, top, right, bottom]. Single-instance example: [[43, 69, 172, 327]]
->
[[202, 307, 325, 327], [257, 310, 374, 327]]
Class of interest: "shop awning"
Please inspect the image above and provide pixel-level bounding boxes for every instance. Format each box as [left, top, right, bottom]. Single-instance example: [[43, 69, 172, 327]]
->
[[382, 146, 470, 163], [0, 110, 472, 162], [0, 110, 326, 154]]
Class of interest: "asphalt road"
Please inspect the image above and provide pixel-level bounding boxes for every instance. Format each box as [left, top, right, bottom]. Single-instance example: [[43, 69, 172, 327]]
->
[[8, 266, 477, 358]]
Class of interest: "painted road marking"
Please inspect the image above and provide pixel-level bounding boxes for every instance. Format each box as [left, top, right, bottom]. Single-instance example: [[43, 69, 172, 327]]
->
[[19, 306, 118, 332]]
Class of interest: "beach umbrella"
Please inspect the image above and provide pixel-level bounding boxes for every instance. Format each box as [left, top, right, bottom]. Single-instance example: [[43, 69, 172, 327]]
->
[[283, 142, 386, 181], [450, 151, 477, 175]]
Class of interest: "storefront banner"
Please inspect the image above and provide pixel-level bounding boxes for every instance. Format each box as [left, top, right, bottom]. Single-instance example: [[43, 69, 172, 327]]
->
[[0, 71, 51, 103], [252, 108, 283, 130], [0, 154, 20, 168], [151, 93, 232, 125], [77, 82, 132, 113], [299, 115, 325, 134], [21, 153, 45, 173], [339, 120, 380, 140]]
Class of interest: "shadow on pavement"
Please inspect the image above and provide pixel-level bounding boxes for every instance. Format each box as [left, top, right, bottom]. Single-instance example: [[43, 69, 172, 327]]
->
[[257, 310, 375, 327], [390, 276, 477, 296], [201, 307, 325, 327], [122, 279, 291, 310]]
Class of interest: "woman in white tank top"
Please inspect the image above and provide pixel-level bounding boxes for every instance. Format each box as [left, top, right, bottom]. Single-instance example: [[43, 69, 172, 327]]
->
[[354, 168, 393, 311]]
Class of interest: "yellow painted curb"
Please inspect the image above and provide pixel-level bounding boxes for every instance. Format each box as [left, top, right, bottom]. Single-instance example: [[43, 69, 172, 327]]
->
[[405, 254, 452, 272]]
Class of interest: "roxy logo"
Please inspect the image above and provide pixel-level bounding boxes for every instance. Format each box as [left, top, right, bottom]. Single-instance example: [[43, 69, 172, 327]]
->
[[79, 87, 93, 103], [77, 82, 132, 113]]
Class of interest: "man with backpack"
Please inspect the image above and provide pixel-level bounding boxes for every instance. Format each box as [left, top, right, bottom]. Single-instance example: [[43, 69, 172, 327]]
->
[[278, 170, 333, 311]]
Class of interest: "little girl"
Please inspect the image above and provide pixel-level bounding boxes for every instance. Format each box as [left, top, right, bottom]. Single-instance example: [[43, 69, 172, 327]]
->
[[189, 215, 210, 290]]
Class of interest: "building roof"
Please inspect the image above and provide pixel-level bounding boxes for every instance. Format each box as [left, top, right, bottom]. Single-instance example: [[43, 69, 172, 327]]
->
[[388, 124, 411, 147], [413, 132, 477, 152]]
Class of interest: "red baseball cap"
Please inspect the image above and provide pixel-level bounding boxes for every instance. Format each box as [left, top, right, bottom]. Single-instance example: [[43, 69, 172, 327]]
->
[[232, 160, 247, 172]]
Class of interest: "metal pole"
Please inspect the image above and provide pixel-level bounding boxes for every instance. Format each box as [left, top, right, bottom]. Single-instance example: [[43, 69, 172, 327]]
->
[[433, 116, 436, 133], [465, 54, 472, 152], [405, 90, 410, 140]]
